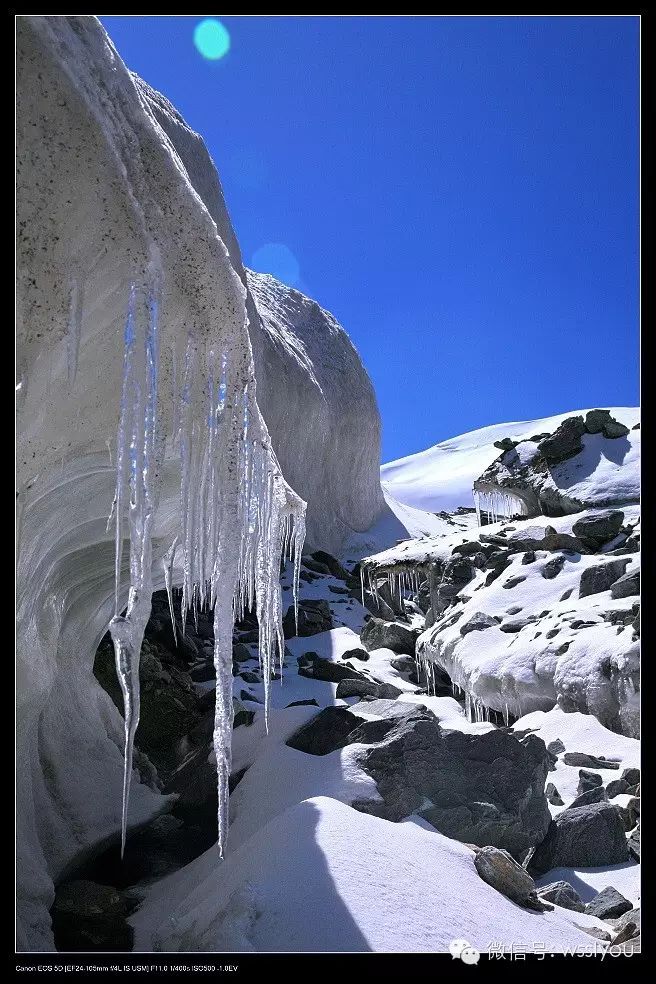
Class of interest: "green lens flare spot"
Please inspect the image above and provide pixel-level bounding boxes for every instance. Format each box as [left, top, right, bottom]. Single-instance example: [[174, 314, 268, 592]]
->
[[194, 19, 231, 61]]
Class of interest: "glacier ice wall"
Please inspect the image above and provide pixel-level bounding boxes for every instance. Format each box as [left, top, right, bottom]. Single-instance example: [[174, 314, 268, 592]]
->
[[134, 78, 385, 554], [16, 14, 304, 950]]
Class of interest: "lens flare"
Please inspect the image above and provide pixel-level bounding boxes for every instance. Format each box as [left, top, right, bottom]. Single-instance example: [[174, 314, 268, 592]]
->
[[193, 19, 231, 61], [251, 243, 301, 287]]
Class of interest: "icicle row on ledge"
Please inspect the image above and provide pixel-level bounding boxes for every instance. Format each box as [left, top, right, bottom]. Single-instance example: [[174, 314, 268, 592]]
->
[[473, 488, 530, 526], [109, 271, 306, 858]]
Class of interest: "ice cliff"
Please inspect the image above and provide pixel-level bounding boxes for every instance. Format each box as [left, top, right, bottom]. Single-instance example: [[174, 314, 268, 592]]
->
[[16, 14, 382, 950]]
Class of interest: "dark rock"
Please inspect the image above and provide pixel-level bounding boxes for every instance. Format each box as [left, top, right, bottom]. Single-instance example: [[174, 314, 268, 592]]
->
[[559, 588, 574, 601], [562, 752, 620, 770], [570, 619, 600, 629], [239, 670, 260, 684], [537, 880, 584, 912], [473, 846, 547, 910], [627, 823, 640, 861], [579, 558, 631, 598], [521, 551, 536, 565], [360, 617, 418, 655], [298, 657, 368, 684], [547, 739, 565, 755], [546, 782, 564, 806], [329, 585, 351, 595], [335, 678, 402, 700], [342, 647, 370, 662], [584, 409, 630, 439], [577, 769, 603, 794], [390, 654, 415, 674], [354, 719, 553, 860], [621, 767, 640, 786], [283, 599, 333, 638], [585, 886, 632, 920], [232, 642, 253, 663], [460, 612, 500, 636], [617, 798, 640, 832], [572, 510, 625, 548], [502, 574, 527, 589], [625, 784, 640, 797], [529, 802, 629, 874], [542, 556, 566, 579], [452, 541, 484, 557], [286, 706, 366, 756], [240, 690, 262, 705], [302, 556, 332, 576], [285, 698, 319, 708], [190, 661, 215, 683], [311, 550, 351, 581], [605, 778, 630, 799], [541, 533, 588, 554], [613, 923, 640, 947], [493, 438, 518, 452], [569, 786, 607, 808], [500, 618, 532, 633], [538, 416, 586, 466], [612, 907, 640, 938], [51, 880, 135, 952], [610, 569, 640, 599]]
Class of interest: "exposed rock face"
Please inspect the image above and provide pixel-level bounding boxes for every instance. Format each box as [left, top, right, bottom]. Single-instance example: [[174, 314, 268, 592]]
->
[[537, 881, 584, 912], [360, 617, 418, 655], [473, 846, 547, 911]]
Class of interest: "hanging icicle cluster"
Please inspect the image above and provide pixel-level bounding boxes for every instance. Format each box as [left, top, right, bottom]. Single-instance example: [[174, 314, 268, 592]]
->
[[473, 488, 529, 526], [359, 562, 424, 613], [110, 273, 306, 858]]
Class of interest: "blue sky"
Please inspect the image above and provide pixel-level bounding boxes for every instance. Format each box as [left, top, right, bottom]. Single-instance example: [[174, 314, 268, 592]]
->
[[101, 15, 639, 463]]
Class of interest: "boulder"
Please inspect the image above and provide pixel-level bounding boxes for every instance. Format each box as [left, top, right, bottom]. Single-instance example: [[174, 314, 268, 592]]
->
[[473, 846, 547, 911], [621, 767, 640, 786], [577, 770, 604, 794], [360, 617, 418, 655], [569, 786, 607, 808], [283, 599, 333, 638], [572, 510, 625, 548], [342, 647, 370, 662], [611, 907, 640, 938], [311, 550, 351, 581], [537, 880, 584, 913], [286, 706, 365, 756], [529, 802, 628, 874], [542, 556, 566, 579], [541, 533, 588, 554], [546, 783, 564, 806], [579, 559, 630, 598], [502, 575, 527, 589], [627, 823, 640, 861], [538, 417, 586, 466], [460, 612, 500, 636], [546, 739, 565, 755], [298, 657, 368, 684], [605, 778, 630, 799], [335, 678, 403, 700], [354, 718, 552, 860], [562, 752, 620, 770], [610, 569, 640, 599], [585, 886, 632, 920], [584, 409, 630, 439]]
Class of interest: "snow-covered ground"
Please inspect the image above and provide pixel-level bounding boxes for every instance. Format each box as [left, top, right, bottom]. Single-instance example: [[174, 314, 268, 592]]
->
[[381, 407, 639, 514]]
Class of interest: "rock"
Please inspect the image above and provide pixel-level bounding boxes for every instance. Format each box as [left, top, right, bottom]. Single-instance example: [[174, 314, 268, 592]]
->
[[621, 767, 640, 786], [585, 886, 632, 920], [302, 556, 332, 576], [521, 550, 536, 565], [610, 569, 640, 599], [542, 556, 566, 579], [627, 823, 640, 861], [537, 880, 584, 913], [452, 541, 484, 557], [579, 558, 630, 598], [584, 409, 630, 439], [283, 599, 333, 638], [51, 880, 135, 951], [342, 647, 370, 662], [572, 510, 625, 548], [390, 655, 415, 674], [605, 778, 630, 799], [473, 846, 547, 910], [577, 770, 604, 794], [239, 670, 260, 684], [541, 533, 588, 554], [611, 907, 640, 938], [546, 783, 564, 806], [562, 752, 620, 770], [613, 921, 640, 946], [232, 642, 253, 663], [329, 585, 351, 595], [493, 438, 518, 452], [354, 719, 553, 860], [286, 706, 365, 756], [547, 739, 565, 755], [576, 925, 612, 942], [285, 698, 319, 708], [299, 657, 368, 684], [502, 575, 527, 589], [617, 798, 640, 832], [500, 618, 532, 633], [311, 550, 351, 581], [529, 802, 629, 874], [360, 617, 418, 655], [569, 786, 607, 808], [190, 661, 216, 683], [460, 612, 500, 636], [335, 678, 402, 700], [538, 416, 586, 465]]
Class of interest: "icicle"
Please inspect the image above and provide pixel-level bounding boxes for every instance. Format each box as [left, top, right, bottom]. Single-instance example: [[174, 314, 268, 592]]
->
[[162, 537, 179, 646], [66, 272, 84, 388]]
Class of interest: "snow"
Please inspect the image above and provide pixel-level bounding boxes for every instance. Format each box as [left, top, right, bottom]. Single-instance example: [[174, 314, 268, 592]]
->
[[381, 407, 639, 514], [131, 796, 599, 953]]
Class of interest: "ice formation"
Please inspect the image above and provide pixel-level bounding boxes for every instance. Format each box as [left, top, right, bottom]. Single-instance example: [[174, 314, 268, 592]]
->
[[473, 488, 530, 526]]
